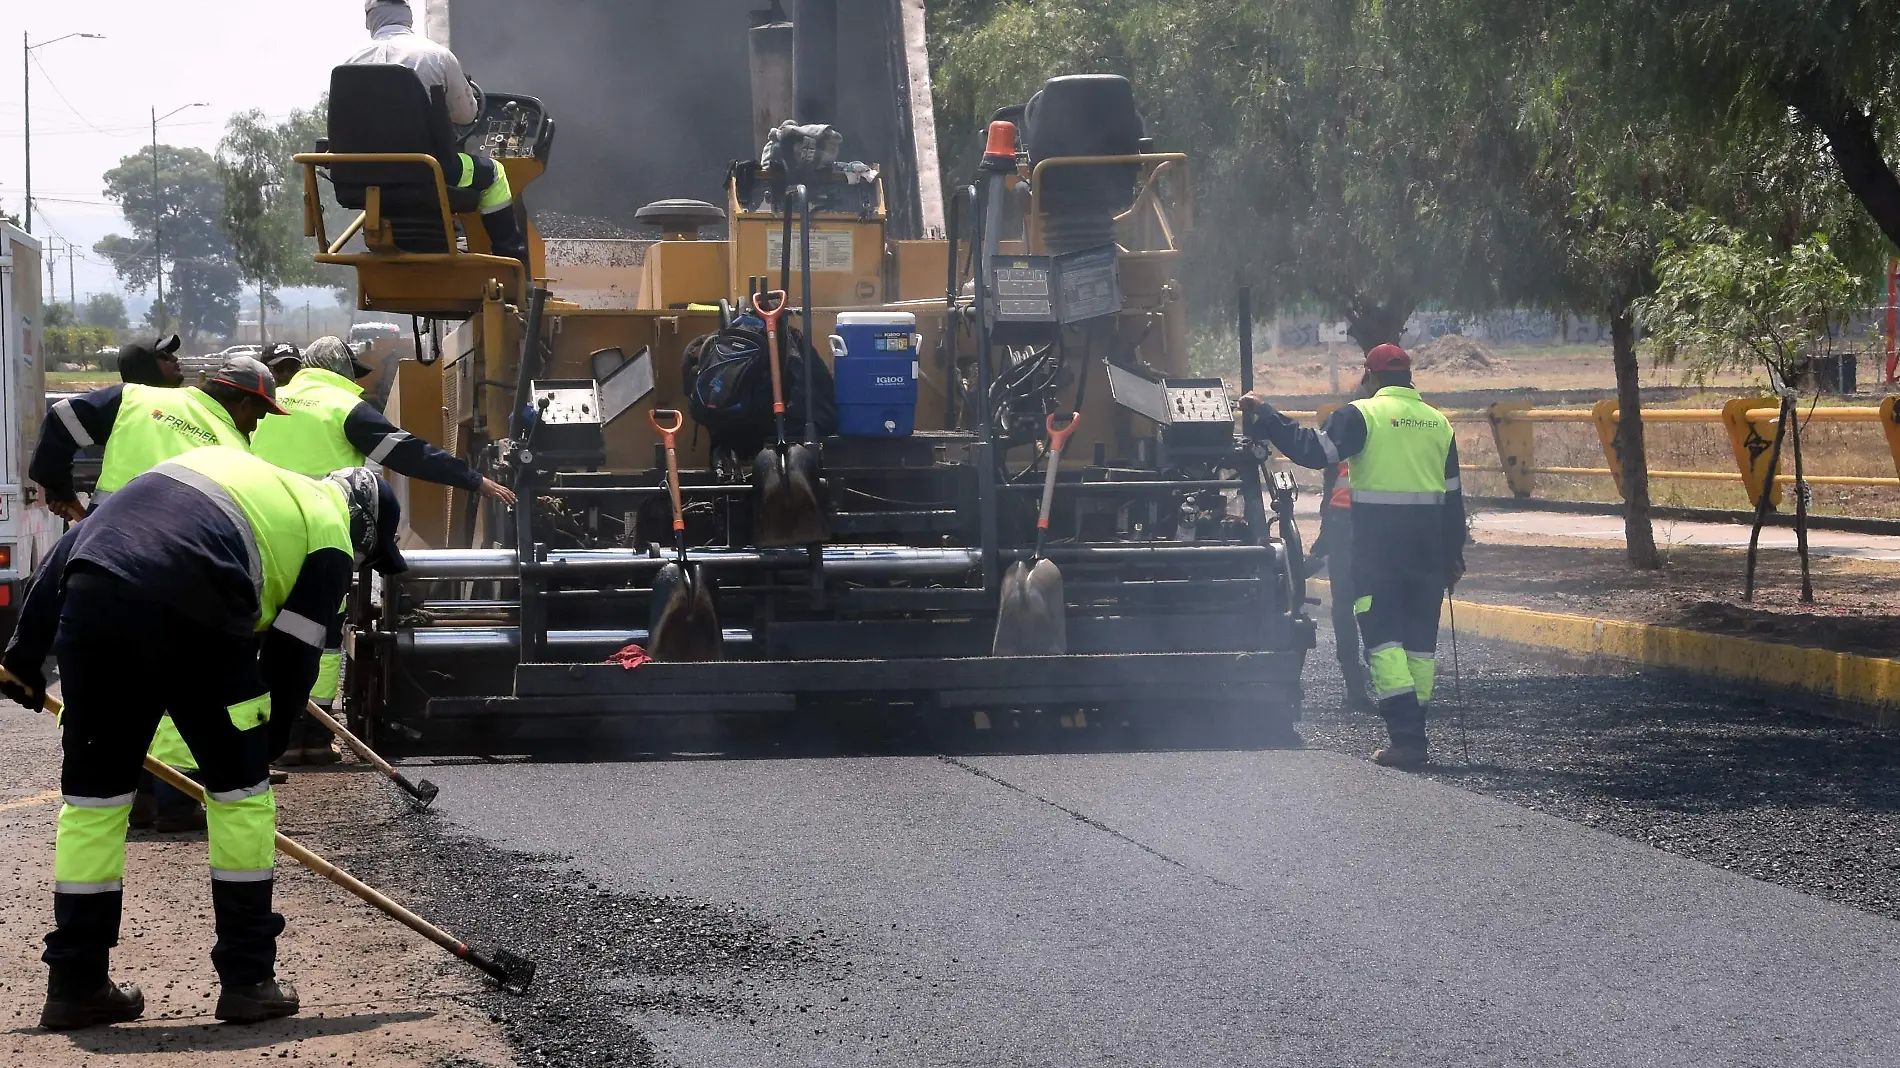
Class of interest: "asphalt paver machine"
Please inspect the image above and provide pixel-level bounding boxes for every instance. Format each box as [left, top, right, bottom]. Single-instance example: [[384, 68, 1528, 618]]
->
[[297, 5, 1314, 757]]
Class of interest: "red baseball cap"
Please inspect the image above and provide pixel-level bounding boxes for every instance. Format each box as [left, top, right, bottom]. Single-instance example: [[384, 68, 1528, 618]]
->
[[1366, 344, 1410, 372], [209, 355, 290, 415]]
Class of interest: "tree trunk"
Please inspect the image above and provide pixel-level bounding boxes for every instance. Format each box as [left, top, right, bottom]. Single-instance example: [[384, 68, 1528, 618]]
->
[[1610, 309, 1660, 569], [1789, 407, 1814, 603], [1344, 300, 1412, 354], [1781, 70, 1900, 251]]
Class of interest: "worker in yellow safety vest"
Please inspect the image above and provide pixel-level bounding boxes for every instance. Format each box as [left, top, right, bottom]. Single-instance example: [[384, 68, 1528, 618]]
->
[[0, 447, 406, 1029], [29, 356, 289, 827], [249, 336, 515, 764], [1243, 343, 1467, 769]]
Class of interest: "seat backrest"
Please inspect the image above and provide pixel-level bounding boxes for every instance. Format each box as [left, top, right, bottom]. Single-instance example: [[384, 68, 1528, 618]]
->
[[328, 64, 461, 193]]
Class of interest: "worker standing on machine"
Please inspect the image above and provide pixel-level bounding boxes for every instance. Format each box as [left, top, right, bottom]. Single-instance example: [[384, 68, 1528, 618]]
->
[[346, 0, 530, 269], [249, 336, 514, 764], [1242, 344, 1466, 769], [0, 448, 406, 1029], [30, 357, 290, 827]]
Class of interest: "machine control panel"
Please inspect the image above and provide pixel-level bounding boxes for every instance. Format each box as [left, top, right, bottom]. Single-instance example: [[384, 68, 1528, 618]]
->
[[1165, 379, 1235, 424], [531, 380, 603, 426], [525, 379, 607, 470], [472, 94, 554, 162]]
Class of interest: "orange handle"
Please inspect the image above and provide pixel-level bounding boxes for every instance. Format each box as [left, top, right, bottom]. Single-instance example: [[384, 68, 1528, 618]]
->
[[1046, 412, 1081, 452], [649, 409, 686, 533], [752, 289, 788, 327]]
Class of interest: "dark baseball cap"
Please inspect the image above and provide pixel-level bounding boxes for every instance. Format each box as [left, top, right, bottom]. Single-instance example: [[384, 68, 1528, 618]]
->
[[263, 342, 303, 368], [208, 355, 290, 415], [117, 334, 182, 385]]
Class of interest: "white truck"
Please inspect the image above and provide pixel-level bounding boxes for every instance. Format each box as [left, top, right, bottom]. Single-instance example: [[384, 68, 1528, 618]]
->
[[0, 223, 66, 638]]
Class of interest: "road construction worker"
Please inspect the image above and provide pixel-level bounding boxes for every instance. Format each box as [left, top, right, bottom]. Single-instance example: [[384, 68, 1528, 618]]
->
[[1243, 343, 1466, 768], [346, 0, 530, 270], [0, 448, 407, 1030], [114, 334, 186, 388], [32, 355, 284, 524], [31, 357, 289, 827], [250, 335, 515, 764], [263, 342, 303, 387]]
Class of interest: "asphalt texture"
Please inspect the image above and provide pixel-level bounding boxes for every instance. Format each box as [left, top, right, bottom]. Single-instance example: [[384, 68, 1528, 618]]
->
[[369, 631, 1900, 1067]]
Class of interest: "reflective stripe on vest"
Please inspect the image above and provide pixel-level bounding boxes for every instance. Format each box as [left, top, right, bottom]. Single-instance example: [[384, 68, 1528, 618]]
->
[[248, 368, 368, 478], [97, 384, 250, 494], [1346, 387, 1453, 506], [151, 447, 354, 631]]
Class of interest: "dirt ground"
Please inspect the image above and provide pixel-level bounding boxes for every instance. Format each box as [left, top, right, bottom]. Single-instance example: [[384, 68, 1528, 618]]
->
[[0, 707, 515, 1067], [1458, 524, 1900, 658]]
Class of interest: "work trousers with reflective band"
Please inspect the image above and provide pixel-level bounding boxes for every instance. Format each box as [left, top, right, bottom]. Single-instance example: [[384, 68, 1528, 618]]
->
[[1352, 558, 1444, 742], [45, 572, 284, 992], [456, 152, 515, 214]]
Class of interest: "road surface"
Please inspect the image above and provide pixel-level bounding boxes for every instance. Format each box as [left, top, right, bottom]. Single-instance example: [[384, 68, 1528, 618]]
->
[[415, 685, 1900, 1066]]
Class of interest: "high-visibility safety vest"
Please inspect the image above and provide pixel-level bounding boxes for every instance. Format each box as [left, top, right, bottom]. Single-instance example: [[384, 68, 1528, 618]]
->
[[1346, 387, 1455, 506], [156, 447, 354, 632], [249, 368, 369, 477], [96, 384, 250, 497]]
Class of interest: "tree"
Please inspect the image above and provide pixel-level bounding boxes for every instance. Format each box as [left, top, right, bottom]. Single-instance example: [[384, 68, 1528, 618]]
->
[[43, 303, 73, 329], [1639, 223, 1873, 601], [94, 145, 241, 341], [220, 102, 339, 347], [81, 293, 128, 331], [931, 0, 1536, 350]]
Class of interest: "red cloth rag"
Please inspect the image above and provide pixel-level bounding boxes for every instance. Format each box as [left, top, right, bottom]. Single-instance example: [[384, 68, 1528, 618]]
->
[[608, 644, 652, 670]]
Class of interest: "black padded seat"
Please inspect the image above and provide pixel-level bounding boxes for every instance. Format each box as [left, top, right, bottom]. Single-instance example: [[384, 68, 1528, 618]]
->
[[326, 64, 482, 252]]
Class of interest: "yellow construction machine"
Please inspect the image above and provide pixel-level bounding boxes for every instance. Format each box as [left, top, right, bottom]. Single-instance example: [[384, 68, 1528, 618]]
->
[[297, 4, 1313, 756]]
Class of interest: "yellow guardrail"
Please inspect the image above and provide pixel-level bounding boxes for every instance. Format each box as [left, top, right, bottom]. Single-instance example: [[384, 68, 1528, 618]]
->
[[1279, 396, 1900, 508]]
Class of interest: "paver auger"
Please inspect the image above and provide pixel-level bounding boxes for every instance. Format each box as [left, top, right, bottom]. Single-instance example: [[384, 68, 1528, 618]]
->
[[296, 13, 1314, 757]]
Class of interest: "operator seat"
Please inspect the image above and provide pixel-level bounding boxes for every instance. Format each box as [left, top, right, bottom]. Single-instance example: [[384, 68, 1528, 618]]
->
[[325, 63, 480, 253]]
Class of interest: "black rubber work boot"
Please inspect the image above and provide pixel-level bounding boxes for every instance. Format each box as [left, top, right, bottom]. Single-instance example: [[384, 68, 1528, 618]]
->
[[480, 207, 531, 274], [215, 978, 299, 1024], [40, 980, 144, 1031], [1372, 693, 1429, 769]]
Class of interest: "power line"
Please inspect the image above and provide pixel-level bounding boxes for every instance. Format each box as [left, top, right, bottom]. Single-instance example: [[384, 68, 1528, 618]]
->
[[26, 51, 112, 135]]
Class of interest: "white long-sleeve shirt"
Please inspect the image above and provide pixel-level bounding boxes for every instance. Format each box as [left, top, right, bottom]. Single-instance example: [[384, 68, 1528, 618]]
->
[[345, 23, 480, 126]]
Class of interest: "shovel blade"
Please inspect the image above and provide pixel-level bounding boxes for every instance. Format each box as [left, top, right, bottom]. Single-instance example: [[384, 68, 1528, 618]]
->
[[991, 558, 1068, 657], [649, 562, 724, 663], [753, 443, 828, 548]]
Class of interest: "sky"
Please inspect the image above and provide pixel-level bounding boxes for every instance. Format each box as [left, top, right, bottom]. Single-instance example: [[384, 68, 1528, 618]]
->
[[2, 2, 368, 311]]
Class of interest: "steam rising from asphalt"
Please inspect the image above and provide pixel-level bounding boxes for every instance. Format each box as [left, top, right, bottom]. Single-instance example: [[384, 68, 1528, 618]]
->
[[447, 0, 909, 233]]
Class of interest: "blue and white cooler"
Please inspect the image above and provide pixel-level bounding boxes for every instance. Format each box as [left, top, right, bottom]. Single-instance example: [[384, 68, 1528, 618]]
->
[[829, 311, 919, 437]]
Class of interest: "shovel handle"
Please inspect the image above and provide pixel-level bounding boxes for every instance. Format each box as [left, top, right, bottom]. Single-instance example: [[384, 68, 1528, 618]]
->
[[1038, 413, 1079, 535], [753, 291, 789, 418], [649, 409, 686, 534]]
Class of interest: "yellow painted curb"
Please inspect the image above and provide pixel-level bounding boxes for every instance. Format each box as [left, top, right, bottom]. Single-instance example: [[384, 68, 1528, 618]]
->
[[1308, 580, 1900, 727]]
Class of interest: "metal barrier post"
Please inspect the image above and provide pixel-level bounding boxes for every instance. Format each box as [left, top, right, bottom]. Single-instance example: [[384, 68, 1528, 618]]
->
[[1882, 397, 1900, 483], [1589, 399, 1626, 499], [1487, 401, 1535, 498]]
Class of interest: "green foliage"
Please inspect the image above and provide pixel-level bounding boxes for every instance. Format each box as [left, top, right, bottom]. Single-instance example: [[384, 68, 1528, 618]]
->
[[1637, 222, 1872, 380], [42, 303, 73, 329], [220, 100, 341, 324], [43, 325, 117, 366], [81, 293, 128, 331], [94, 144, 241, 340]]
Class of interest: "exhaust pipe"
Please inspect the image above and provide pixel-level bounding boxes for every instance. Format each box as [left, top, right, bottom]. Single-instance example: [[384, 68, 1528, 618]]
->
[[793, 0, 838, 126]]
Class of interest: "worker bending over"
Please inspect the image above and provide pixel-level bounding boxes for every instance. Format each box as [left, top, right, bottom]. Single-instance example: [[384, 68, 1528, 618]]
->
[[0, 448, 406, 1030], [1243, 344, 1466, 768], [346, 0, 529, 269], [251, 336, 514, 763]]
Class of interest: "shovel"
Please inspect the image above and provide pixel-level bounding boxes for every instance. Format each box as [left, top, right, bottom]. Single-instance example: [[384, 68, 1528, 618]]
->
[[993, 411, 1080, 657], [750, 288, 828, 547], [648, 409, 724, 662]]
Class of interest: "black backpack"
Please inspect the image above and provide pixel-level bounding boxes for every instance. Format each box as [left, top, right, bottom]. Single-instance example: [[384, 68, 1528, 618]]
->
[[683, 319, 837, 457]]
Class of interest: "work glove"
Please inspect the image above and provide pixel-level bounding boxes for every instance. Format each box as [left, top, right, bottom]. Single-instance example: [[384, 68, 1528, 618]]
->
[[1446, 558, 1466, 593], [0, 660, 46, 711]]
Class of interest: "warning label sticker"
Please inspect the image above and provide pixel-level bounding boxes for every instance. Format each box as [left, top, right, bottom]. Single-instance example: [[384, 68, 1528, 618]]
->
[[765, 228, 856, 273]]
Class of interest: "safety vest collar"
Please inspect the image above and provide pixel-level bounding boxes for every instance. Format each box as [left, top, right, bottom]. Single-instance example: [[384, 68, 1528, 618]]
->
[[1372, 386, 1422, 401], [290, 367, 365, 398]]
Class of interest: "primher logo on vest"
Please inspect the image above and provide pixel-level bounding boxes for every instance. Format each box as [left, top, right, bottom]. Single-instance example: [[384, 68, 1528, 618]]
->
[[150, 408, 219, 445], [1389, 416, 1444, 429]]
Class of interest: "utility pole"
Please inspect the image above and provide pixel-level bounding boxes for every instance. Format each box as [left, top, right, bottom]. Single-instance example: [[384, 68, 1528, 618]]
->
[[150, 102, 209, 335], [22, 32, 105, 236]]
